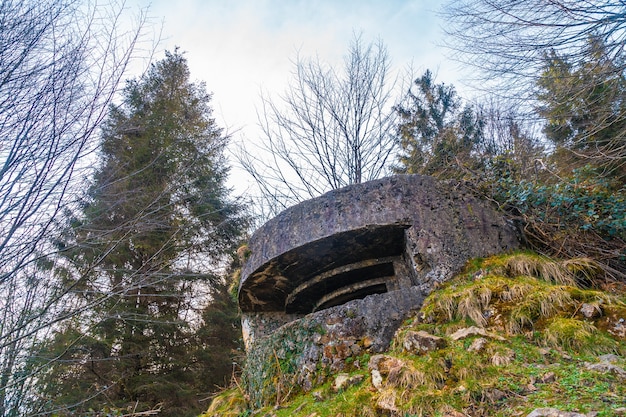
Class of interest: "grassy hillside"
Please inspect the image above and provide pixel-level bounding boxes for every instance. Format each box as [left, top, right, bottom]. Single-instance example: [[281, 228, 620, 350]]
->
[[203, 252, 626, 417]]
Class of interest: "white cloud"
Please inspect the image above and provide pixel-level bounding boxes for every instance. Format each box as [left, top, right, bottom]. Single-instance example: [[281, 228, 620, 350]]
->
[[128, 0, 458, 193]]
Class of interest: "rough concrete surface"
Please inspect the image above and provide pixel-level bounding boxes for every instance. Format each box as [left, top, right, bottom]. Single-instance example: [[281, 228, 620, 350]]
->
[[239, 175, 519, 345], [238, 175, 521, 405]]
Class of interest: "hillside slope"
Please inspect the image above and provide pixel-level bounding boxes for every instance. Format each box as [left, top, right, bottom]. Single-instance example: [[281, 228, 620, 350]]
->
[[204, 252, 626, 417]]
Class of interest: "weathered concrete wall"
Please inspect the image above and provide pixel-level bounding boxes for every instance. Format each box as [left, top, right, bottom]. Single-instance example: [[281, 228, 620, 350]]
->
[[242, 287, 424, 408]]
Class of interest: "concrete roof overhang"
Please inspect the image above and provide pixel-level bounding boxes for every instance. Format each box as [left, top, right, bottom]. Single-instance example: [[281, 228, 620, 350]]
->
[[239, 223, 409, 313], [239, 175, 428, 313], [238, 174, 520, 314]]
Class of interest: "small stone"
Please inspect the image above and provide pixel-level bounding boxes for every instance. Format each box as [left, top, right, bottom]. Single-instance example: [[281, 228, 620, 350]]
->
[[332, 373, 364, 392], [585, 361, 626, 380], [368, 354, 384, 371], [598, 354, 621, 364], [614, 407, 626, 415], [368, 354, 405, 374], [485, 388, 506, 402], [450, 326, 505, 341], [376, 390, 398, 413], [312, 391, 324, 401], [580, 303, 601, 318], [402, 330, 447, 354], [610, 319, 626, 338], [526, 408, 587, 417], [333, 373, 350, 391], [371, 369, 383, 390], [473, 269, 486, 279], [468, 337, 487, 352], [300, 376, 313, 392]]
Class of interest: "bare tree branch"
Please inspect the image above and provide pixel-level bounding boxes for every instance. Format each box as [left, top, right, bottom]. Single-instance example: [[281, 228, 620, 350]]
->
[[442, 0, 626, 96], [0, 1, 153, 414], [238, 35, 401, 217]]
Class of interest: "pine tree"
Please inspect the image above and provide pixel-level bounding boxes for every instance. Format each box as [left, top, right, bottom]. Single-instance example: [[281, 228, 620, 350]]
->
[[38, 50, 247, 416], [394, 70, 484, 178], [536, 36, 626, 181]]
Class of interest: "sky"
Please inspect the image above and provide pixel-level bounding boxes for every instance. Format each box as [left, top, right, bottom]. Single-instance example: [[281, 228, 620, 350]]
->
[[126, 0, 462, 194]]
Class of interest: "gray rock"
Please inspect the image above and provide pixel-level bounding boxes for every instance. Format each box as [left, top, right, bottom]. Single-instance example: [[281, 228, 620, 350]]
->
[[368, 354, 405, 374], [539, 371, 556, 384], [332, 373, 364, 392], [526, 408, 588, 417], [468, 337, 487, 352], [585, 361, 626, 380], [580, 303, 601, 318], [450, 326, 506, 341], [598, 354, 621, 364], [371, 369, 383, 390], [376, 390, 398, 413], [402, 330, 446, 353]]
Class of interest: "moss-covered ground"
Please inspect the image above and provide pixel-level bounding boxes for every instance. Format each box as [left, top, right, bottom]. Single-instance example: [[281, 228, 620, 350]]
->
[[203, 251, 626, 417]]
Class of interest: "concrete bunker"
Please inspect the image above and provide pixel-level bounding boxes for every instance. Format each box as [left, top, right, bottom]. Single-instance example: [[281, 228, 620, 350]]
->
[[239, 175, 520, 349]]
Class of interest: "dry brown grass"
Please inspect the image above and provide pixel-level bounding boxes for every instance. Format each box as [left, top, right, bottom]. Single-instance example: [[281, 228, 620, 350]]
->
[[489, 346, 515, 366], [502, 253, 601, 287], [386, 360, 427, 389], [203, 387, 248, 417], [456, 288, 489, 327], [506, 283, 574, 333]]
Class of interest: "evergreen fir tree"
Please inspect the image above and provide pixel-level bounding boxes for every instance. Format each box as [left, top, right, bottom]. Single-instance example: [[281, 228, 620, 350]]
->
[[536, 36, 626, 181], [38, 50, 247, 417], [394, 70, 484, 178]]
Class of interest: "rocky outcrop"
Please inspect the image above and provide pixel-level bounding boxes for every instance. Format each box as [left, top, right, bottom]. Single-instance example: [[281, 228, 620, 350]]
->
[[241, 287, 424, 407]]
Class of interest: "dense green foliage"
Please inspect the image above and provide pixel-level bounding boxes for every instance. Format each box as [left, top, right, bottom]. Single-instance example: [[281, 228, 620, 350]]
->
[[36, 51, 247, 416], [492, 37, 626, 278], [536, 36, 626, 182]]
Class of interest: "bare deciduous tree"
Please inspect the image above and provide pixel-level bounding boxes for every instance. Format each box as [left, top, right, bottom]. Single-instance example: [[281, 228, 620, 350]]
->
[[442, 0, 626, 93], [239, 35, 400, 217], [0, 1, 151, 414], [442, 1, 626, 280], [442, 0, 626, 180]]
